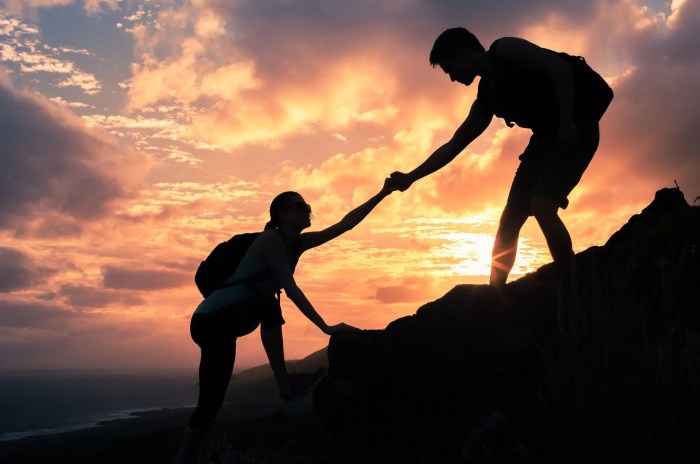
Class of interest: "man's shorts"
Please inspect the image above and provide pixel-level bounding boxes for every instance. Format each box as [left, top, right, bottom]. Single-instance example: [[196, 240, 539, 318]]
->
[[190, 294, 285, 348], [506, 123, 600, 215]]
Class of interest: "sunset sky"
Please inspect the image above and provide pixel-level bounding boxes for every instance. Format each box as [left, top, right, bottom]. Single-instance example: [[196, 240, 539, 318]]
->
[[1, 0, 698, 371]]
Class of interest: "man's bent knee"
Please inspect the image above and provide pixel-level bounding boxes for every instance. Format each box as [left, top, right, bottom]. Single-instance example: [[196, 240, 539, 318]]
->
[[531, 196, 560, 220]]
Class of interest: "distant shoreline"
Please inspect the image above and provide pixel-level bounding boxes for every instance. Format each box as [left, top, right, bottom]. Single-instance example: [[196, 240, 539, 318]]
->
[[0, 351, 327, 462], [0, 400, 309, 464], [0, 405, 196, 462], [0, 404, 197, 442], [0, 377, 314, 463], [0, 368, 200, 447]]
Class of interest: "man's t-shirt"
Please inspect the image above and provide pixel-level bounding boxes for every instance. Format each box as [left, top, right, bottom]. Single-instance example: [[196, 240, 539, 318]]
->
[[477, 38, 613, 135]]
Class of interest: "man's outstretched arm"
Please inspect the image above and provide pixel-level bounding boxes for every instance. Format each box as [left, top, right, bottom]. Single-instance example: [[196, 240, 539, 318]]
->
[[390, 100, 493, 191]]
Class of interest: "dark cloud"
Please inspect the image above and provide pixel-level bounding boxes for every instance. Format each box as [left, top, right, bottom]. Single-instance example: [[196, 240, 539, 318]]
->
[[0, 247, 55, 292], [0, 81, 134, 237], [212, 0, 601, 73], [209, 0, 699, 195], [0, 299, 77, 328], [0, 300, 176, 369], [661, 0, 700, 61], [101, 265, 191, 290], [58, 284, 146, 307], [596, 1, 700, 195]]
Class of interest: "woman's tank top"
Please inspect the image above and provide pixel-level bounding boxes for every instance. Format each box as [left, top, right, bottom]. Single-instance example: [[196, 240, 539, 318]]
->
[[193, 233, 301, 315]]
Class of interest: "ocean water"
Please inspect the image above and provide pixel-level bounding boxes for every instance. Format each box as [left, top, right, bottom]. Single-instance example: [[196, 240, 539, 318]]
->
[[0, 369, 200, 441]]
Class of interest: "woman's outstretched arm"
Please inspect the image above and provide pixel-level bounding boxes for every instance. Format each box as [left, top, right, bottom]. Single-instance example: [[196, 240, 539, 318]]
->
[[301, 179, 393, 250], [257, 231, 358, 335]]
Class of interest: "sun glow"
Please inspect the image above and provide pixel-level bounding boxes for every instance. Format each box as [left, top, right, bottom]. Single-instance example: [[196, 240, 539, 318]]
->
[[427, 231, 551, 280], [430, 232, 495, 276]]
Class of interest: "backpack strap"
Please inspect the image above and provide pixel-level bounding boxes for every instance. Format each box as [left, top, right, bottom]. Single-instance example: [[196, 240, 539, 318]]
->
[[219, 229, 302, 302], [270, 228, 304, 301]]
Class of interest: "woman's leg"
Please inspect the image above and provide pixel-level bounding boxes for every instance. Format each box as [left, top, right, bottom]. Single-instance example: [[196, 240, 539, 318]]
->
[[188, 342, 237, 431], [259, 301, 325, 406], [176, 313, 237, 463], [174, 425, 205, 464], [261, 325, 290, 392], [176, 343, 236, 463], [259, 296, 290, 393]]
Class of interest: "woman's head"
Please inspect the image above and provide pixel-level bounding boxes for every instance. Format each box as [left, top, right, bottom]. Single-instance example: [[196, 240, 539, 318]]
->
[[265, 191, 312, 231]]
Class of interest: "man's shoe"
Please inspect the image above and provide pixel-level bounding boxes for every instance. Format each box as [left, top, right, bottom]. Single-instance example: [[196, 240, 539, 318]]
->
[[280, 367, 327, 407]]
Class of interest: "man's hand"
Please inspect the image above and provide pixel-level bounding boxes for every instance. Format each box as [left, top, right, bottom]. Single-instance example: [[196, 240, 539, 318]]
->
[[388, 171, 413, 192]]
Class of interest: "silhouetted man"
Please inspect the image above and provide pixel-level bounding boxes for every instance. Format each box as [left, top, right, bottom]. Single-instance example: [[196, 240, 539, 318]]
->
[[390, 27, 613, 287]]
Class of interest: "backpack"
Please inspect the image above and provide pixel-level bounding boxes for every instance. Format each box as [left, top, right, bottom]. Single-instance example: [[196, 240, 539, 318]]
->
[[194, 232, 262, 298], [485, 39, 614, 128], [554, 51, 614, 121]]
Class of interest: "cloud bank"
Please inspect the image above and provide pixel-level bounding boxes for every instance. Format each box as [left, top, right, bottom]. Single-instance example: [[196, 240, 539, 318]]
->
[[0, 74, 147, 237]]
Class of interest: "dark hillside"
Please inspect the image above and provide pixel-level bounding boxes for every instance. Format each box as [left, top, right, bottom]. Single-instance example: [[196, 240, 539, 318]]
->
[[314, 187, 700, 463]]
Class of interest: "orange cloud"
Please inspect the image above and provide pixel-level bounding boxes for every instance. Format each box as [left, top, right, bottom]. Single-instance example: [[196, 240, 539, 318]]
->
[[182, 57, 400, 149], [3, 0, 700, 372], [373, 275, 438, 304]]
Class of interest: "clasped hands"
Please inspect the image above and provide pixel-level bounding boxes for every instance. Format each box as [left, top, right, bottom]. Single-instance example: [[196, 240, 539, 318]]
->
[[382, 171, 413, 195]]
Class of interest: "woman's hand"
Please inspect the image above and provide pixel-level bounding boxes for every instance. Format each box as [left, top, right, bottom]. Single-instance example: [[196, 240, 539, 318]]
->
[[380, 177, 396, 197], [324, 322, 361, 335]]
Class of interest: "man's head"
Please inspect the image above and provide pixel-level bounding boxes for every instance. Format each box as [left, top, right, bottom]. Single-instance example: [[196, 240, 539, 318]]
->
[[429, 27, 485, 86], [429, 27, 485, 67]]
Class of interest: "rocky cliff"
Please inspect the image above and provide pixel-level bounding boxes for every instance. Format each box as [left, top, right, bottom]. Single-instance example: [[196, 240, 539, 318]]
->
[[314, 187, 700, 464]]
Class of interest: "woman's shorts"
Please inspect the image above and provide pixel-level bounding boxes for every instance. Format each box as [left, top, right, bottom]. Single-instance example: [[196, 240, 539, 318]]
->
[[506, 123, 599, 215], [190, 295, 285, 348]]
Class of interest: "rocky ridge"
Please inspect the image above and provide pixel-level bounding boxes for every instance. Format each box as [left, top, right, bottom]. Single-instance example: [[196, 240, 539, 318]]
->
[[314, 187, 700, 463]]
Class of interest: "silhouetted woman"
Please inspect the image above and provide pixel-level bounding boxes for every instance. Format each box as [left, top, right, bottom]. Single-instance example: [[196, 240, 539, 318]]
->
[[175, 180, 394, 463]]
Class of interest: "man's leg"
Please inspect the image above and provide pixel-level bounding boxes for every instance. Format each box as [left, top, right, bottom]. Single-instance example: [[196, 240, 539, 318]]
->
[[490, 204, 530, 287], [531, 122, 599, 272], [531, 196, 573, 268], [492, 132, 549, 288], [261, 325, 290, 393]]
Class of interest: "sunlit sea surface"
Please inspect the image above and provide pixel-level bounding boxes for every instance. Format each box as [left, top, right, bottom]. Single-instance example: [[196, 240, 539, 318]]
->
[[0, 369, 199, 441]]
